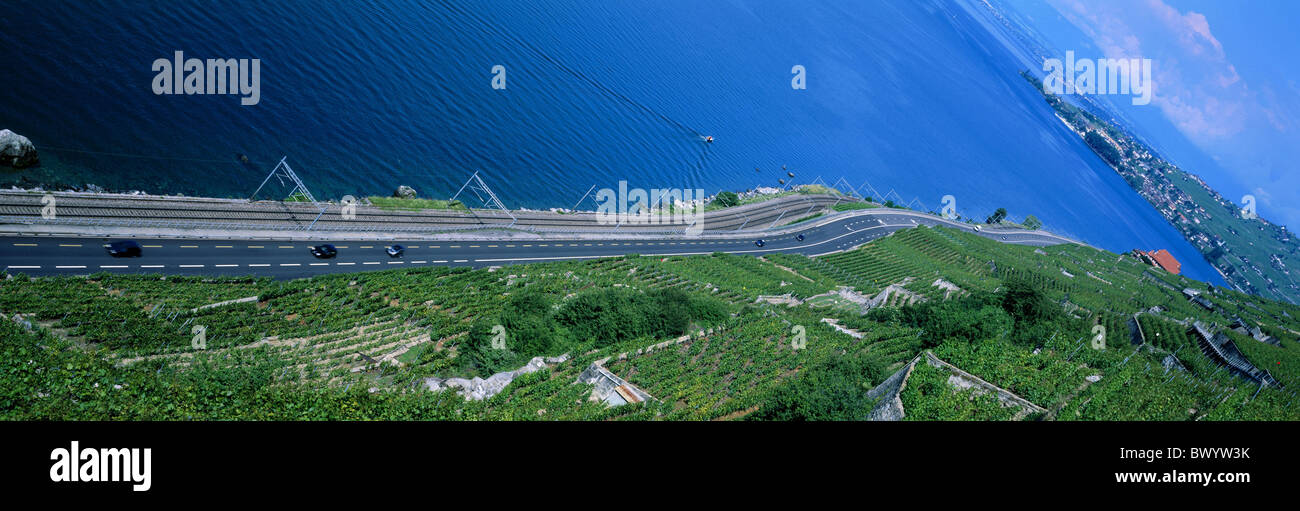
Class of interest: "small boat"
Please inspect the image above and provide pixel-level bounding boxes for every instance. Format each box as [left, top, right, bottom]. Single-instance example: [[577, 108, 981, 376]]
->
[[705, 136, 714, 143]]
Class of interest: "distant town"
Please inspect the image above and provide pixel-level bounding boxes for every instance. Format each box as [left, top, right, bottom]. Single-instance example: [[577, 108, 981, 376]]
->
[[1022, 71, 1300, 304]]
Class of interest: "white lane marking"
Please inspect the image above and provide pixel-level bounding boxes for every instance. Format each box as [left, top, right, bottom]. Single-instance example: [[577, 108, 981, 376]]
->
[[453, 259, 468, 263], [215, 264, 239, 268], [141, 265, 165, 268], [473, 224, 915, 263], [55, 265, 87, 269], [280, 263, 300, 267], [13, 243, 37, 247], [336, 262, 355, 266], [387, 261, 403, 264], [99, 265, 128, 269], [309, 263, 329, 266], [59, 244, 82, 247], [179, 264, 204, 268], [6, 265, 40, 269], [432, 260, 448, 263], [411, 260, 427, 264], [248, 264, 270, 267], [363, 262, 380, 265]]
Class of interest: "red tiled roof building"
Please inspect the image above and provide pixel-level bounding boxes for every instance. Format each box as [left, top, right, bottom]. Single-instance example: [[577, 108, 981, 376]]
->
[[1137, 249, 1181, 275]]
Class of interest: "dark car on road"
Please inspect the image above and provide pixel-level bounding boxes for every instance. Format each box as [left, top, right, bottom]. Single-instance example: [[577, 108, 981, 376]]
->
[[106, 240, 143, 257], [796, 234, 805, 242], [386, 244, 405, 258], [755, 239, 766, 247], [310, 244, 338, 258]]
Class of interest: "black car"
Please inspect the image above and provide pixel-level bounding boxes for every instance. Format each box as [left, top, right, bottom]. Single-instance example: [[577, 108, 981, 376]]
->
[[754, 239, 766, 247], [386, 244, 405, 258], [310, 244, 338, 258], [796, 234, 805, 242], [106, 240, 142, 257]]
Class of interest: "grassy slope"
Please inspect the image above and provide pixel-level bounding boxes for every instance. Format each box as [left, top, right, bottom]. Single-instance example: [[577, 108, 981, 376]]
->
[[365, 196, 468, 211]]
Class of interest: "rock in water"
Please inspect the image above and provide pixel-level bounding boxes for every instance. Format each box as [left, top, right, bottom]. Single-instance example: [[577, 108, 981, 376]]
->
[[393, 185, 417, 199], [0, 129, 38, 168]]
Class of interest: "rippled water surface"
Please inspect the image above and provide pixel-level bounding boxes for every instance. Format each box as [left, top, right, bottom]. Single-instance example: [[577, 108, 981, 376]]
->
[[0, 0, 1224, 283]]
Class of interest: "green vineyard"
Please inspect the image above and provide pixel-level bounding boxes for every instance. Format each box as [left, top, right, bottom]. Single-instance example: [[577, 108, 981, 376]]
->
[[2, 225, 1297, 420]]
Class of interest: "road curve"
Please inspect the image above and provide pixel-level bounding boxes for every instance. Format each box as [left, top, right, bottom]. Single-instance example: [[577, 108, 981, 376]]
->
[[0, 211, 1072, 279]]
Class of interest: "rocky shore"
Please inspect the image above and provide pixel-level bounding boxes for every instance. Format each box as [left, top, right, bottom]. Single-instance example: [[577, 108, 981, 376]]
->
[[0, 129, 39, 169]]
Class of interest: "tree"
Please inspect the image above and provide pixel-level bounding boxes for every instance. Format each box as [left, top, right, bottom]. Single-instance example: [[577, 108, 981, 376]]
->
[[1084, 130, 1123, 167], [986, 207, 1008, 224], [1023, 214, 1042, 230], [713, 191, 740, 208], [1001, 275, 1057, 325], [749, 352, 885, 421], [898, 293, 1012, 348]]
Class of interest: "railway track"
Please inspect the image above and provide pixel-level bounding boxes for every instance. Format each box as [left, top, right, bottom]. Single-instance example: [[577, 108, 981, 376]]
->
[[0, 190, 856, 233]]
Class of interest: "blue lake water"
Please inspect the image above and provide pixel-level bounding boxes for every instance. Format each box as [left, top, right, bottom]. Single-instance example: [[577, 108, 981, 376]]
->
[[0, 0, 1224, 284]]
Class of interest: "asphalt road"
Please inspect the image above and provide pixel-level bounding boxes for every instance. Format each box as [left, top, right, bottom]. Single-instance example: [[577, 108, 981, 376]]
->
[[0, 212, 1071, 279]]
